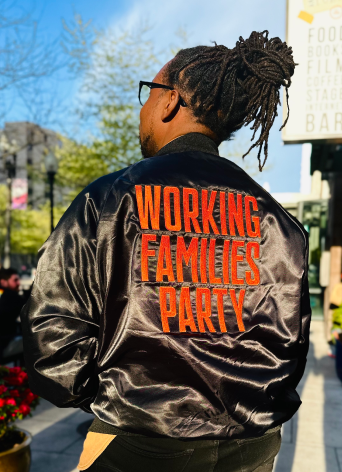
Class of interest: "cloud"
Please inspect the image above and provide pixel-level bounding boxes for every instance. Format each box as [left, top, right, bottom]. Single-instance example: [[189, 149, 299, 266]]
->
[[111, 0, 287, 51]]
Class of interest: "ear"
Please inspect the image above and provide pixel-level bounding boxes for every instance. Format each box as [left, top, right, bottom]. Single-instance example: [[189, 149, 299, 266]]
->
[[160, 90, 181, 122]]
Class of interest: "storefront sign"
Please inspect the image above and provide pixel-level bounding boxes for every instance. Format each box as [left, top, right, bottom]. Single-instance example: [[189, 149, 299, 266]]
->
[[283, 0, 342, 143]]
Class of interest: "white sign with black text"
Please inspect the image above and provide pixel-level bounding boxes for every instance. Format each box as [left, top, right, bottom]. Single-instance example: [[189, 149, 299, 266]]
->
[[283, 0, 342, 143]]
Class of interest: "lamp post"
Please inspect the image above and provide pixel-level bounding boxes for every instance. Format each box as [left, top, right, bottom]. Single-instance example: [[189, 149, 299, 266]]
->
[[44, 151, 58, 234], [0, 135, 18, 268], [3, 154, 16, 268]]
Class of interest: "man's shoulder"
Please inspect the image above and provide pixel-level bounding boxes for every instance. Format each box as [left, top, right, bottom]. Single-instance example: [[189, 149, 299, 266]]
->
[[70, 166, 133, 214], [225, 160, 308, 241], [89, 156, 307, 248], [84, 166, 132, 195]]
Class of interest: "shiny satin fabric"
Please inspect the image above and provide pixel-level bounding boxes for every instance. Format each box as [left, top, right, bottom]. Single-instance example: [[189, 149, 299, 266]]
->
[[20, 150, 311, 440]]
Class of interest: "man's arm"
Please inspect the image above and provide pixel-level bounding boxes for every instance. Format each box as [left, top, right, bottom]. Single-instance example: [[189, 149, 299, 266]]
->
[[290, 234, 312, 389], [20, 174, 116, 410]]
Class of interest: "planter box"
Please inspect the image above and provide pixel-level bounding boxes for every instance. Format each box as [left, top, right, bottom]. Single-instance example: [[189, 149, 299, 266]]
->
[[0, 429, 31, 472]]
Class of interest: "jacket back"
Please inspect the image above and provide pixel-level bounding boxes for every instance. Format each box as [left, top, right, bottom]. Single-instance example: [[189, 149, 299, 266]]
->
[[21, 149, 311, 439]]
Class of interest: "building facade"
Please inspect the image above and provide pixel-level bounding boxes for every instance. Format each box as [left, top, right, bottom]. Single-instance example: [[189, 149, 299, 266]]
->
[[0, 121, 64, 208]]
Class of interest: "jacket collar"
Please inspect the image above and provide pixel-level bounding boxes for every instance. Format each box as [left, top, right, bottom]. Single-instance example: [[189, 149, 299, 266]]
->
[[154, 132, 219, 157]]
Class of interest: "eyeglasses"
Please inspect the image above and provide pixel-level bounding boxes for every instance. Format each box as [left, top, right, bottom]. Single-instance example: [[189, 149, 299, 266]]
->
[[139, 81, 187, 107]]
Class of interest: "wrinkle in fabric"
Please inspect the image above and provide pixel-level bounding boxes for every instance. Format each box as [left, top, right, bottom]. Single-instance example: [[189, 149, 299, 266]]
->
[[20, 151, 311, 439]]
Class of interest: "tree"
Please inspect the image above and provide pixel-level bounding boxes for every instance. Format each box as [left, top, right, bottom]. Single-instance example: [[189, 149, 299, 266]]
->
[[0, 1, 69, 126], [59, 17, 271, 194], [2, 12, 171, 258], [0, 184, 66, 256], [55, 17, 182, 192], [54, 137, 108, 197], [10, 203, 65, 254]]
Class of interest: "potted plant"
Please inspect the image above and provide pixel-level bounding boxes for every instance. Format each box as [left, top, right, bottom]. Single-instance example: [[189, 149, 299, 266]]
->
[[0, 366, 39, 472]]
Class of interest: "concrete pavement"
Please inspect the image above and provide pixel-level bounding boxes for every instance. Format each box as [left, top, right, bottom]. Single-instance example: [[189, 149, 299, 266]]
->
[[19, 398, 90, 472], [275, 320, 342, 472], [18, 320, 342, 472]]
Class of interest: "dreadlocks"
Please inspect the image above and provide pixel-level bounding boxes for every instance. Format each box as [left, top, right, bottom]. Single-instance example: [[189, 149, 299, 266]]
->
[[165, 31, 296, 171]]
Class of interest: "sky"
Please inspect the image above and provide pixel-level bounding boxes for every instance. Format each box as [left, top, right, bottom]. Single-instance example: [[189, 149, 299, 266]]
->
[[2, 0, 303, 193]]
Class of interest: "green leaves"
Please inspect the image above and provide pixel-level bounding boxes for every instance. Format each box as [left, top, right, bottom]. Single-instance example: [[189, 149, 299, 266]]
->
[[56, 18, 168, 195], [56, 18, 188, 198], [0, 185, 66, 255], [55, 136, 109, 196], [10, 203, 65, 254], [0, 20, 187, 258]]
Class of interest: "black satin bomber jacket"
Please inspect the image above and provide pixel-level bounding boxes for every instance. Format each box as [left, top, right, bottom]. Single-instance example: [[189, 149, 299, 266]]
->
[[20, 133, 311, 440]]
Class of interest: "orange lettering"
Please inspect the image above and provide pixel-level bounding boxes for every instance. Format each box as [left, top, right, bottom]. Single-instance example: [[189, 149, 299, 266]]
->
[[141, 234, 156, 281], [228, 193, 245, 237], [246, 242, 260, 286], [220, 191, 228, 235], [159, 287, 177, 332], [231, 240, 244, 285], [176, 237, 199, 283], [156, 235, 175, 282], [135, 185, 161, 230], [196, 288, 216, 333], [179, 287, 198, 332], [164, 187, 182, 231], [223, 240, 230, 284], [230, 289, 246, 332], [245, 196, 260, 238], [213, 288, 228, 333], [202, 190, 219, 234], [183, 188, 201, 233], [209, 239, 222, 284], [200, 238, 208, 284]]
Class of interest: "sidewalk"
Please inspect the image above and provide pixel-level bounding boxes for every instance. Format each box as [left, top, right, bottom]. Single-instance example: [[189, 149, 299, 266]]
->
[[19, 320, 341, 472], [20, 399, 90, 472], [275, 320, 342, 472]]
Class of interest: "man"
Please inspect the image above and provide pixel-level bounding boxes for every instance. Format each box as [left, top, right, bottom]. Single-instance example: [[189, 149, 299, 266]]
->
[[21, 31, 311, 472], [0, 268, 24, 358]]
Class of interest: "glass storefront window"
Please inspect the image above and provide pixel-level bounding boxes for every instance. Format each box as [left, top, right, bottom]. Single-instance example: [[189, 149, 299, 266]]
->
[[285, 199, 328, 319], [302, 200, 328, 319]]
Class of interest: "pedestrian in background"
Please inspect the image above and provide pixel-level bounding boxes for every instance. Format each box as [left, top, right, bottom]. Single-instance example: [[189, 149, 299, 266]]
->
[[329, 276, 342, 348], [329, 276, 342, 381], [0, 268, 25, 362], [21, 31, 311, 472]]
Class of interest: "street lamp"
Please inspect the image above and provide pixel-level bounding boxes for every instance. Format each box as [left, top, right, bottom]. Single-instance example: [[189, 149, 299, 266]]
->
[[44, 151, 58, 233], [3, 154, 16, 268], [0, 135, 18, 268]]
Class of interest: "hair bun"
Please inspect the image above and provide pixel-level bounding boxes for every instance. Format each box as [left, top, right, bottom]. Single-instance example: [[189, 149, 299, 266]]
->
[[233, 31, 297, 170], [165, 31, 297, 171], [235, 30, 295, 87]]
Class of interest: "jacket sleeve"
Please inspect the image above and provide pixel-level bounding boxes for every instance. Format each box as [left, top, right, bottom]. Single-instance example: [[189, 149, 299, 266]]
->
[[290, 234, 312, 389], [20, 175, 116, 411]]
